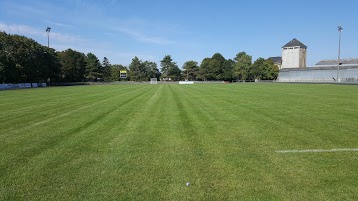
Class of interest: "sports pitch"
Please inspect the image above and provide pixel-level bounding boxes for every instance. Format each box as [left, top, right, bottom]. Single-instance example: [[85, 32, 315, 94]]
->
[[1, 83, 357, 200]]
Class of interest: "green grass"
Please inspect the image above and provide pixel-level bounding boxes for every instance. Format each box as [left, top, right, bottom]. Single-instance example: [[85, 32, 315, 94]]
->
[[1, 83, 357, 200]]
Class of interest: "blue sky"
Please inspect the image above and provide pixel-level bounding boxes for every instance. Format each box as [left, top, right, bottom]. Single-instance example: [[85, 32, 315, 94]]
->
[[1, 0, 357, 68]]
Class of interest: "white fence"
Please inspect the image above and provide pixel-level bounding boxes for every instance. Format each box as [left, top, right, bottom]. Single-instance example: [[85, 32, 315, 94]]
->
[[0, 83, 47, 90], [179, 81, 194, 84]]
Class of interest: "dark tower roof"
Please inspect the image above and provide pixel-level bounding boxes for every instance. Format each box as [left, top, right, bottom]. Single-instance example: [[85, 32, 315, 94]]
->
[[282, 38, 307, 49]]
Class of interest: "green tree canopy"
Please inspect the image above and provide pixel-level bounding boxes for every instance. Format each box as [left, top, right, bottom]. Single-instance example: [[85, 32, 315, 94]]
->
[[57, 49, 86, 82], [261, 59, 279, 80], [85, 52, 102, 81], [233, 52, 252, 81], [212, 53, 226, 66], [160, 55, 172, 77], [198, 53, 228, 81], [160, 55, 181, 81], [198, 58, 210, 81], [102, 57, 112, 81], [0, 31, 60, 83], [222, 59, 235, 81], [182, 60, 199, 81], [144, 61, 160, 81], [0, 31, 280, 84], [251, 57, 266, 80], [250, 58, 279, 80], [129, 57, 145, 81], [128, 57, 160, 81]]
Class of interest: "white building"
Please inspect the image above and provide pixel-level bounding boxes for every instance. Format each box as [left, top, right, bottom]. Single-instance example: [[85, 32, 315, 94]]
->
[[281, 38, 307, 68], [277, 39, 358, 82]]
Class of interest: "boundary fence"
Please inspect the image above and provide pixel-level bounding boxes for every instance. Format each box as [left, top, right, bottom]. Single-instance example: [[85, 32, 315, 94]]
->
[[0, 83, 47, 90], [3, 80, 355, 90]]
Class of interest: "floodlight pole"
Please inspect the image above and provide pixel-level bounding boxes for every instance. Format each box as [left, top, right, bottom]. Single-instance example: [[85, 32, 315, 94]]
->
[[336, 25, 343, 82], [46, 27, 51, 48]]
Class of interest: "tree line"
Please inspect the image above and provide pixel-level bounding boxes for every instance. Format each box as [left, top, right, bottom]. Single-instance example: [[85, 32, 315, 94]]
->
[[0, 31, 279, 83]]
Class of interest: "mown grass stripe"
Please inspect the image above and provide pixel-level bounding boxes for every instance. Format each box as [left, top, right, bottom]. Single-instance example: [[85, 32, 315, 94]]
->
[[1, 83, 357, 200]]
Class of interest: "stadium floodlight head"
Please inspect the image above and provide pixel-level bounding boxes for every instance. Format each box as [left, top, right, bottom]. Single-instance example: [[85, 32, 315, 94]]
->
[[46, 27, 51, 48], [336, 25, 343, 82]]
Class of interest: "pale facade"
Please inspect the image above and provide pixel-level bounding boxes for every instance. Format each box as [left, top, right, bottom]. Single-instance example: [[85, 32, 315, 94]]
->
[[278, 66, 358, 82], [281, 38, 307, 69]]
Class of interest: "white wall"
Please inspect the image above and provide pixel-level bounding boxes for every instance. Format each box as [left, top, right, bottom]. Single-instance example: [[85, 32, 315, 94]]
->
[[299, 48, 306, 68], [282, 47, 306, 68], [278, 68, 358, 82]]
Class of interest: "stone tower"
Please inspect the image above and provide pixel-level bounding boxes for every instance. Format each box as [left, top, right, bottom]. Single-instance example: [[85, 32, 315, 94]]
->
[[281, 38, 307, 68]]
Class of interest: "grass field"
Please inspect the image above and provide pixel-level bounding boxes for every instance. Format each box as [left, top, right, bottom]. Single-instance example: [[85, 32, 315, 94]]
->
[[1, 83, 358, 200]]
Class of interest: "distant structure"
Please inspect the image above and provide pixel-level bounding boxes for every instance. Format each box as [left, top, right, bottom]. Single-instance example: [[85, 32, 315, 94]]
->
[[315, 58, 358, 67], [277, 38, 358, 83], [268, 56, 282, 70], [281, 38, 307, 69]]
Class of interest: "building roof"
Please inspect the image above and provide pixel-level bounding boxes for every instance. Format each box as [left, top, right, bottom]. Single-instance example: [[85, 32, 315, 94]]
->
[[280, 65, 358, 72], [282, 38, 307, 49], [315, 58, 358, 66], [268, 56, 282, 64]]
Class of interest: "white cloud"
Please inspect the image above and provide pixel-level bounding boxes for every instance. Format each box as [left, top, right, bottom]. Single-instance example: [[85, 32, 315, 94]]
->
[[45, 20, 78, 29], [50, 39, 156, 66], [116, 27, 176, 45], [0, 23, 85, 44], [0, 23, 40, 35]]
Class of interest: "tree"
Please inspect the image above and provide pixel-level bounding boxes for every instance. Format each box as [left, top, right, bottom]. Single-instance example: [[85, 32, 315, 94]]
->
[[0, 31, 60, 83], [211, 53, 226, 80], [85, 53, 102, 81], [212, 53, 226, 64], [57, 49, 86, 82], [198, 58, 211, 81], [233, 52, 252, 81], [128, 58, 160, 81], [251, 58, 279, 80], [222, 59, 234, 81], [261, 59, 279, 80], [251, 57, 266, 80], [182, 60, 199, 81], [160, 55, 181, 81], [160, 55, 172, 77], [128, 56, 145, 81], [167, 64, 181, 81], [198, 53, 229, 81], [207, 59, 221, 80], [0, 49, 16, 83], [42, 47, 61, 83], [144, 61, 160, 81], [0, 32, 17, 83], [102, 57, 112, 81]]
